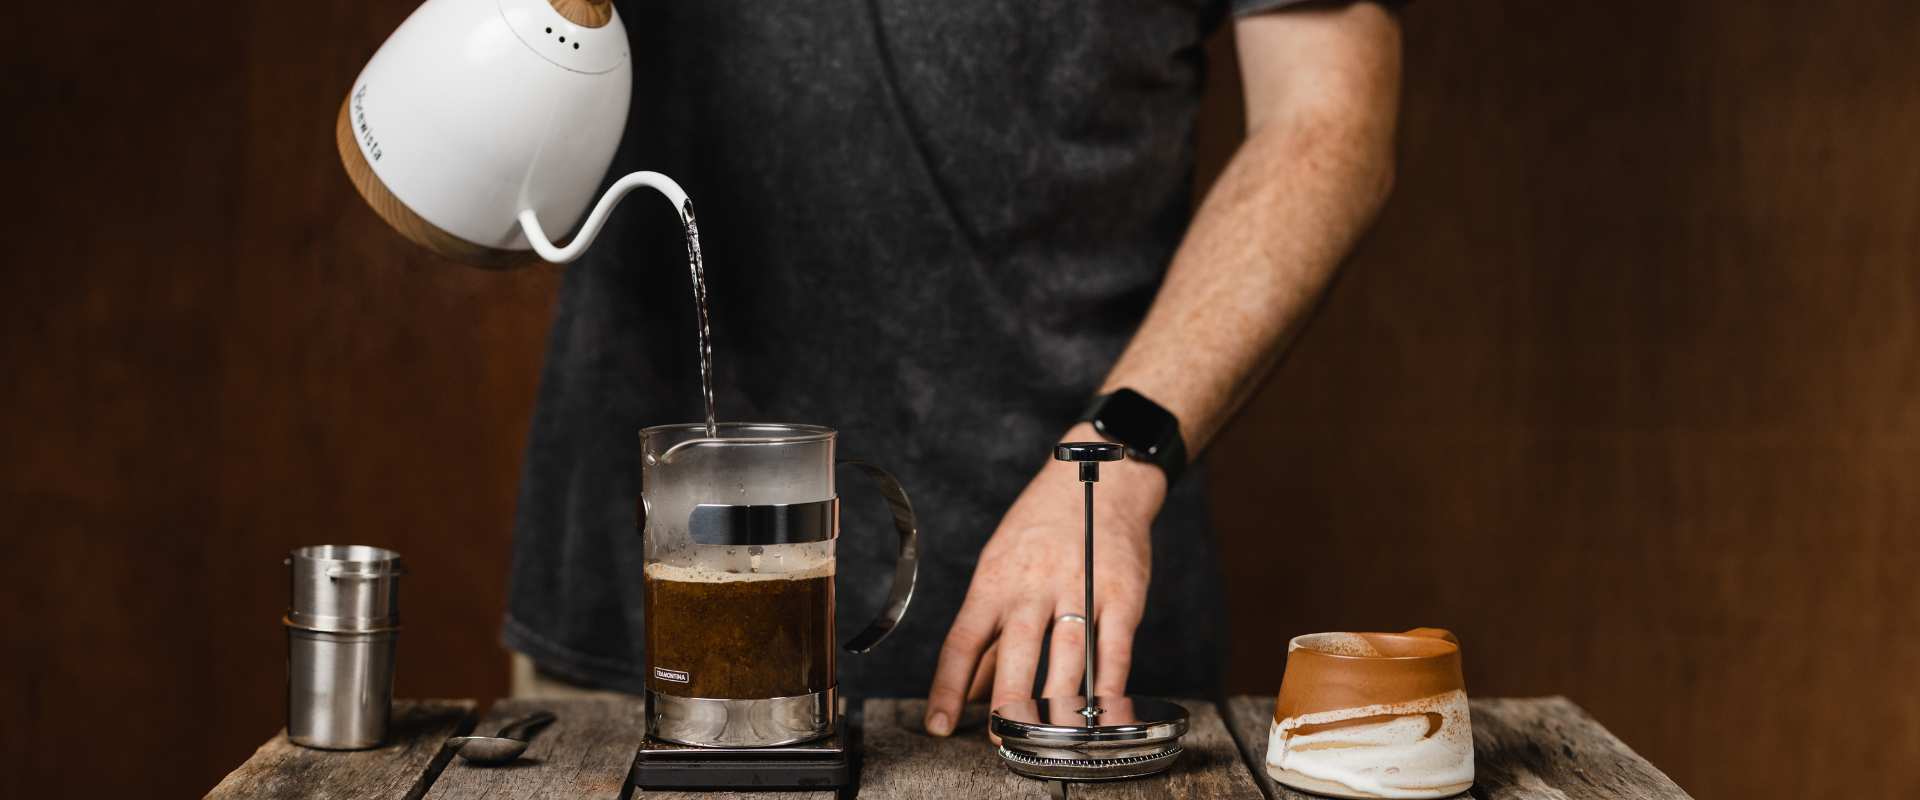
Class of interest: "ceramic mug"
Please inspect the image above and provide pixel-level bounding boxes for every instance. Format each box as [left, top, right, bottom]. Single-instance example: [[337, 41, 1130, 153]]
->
[[1266, 628, 1474, 799]]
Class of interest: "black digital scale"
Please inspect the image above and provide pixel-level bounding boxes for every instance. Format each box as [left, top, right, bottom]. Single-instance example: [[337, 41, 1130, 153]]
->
[[628, 727, 850, 790]]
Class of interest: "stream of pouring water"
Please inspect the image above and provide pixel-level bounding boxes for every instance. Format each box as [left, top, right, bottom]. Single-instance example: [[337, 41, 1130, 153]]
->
[[676, 198, 717, 438]]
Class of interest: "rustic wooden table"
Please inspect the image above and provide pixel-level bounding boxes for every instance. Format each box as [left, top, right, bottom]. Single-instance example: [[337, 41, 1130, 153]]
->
[[207, 696, 1691, 799]]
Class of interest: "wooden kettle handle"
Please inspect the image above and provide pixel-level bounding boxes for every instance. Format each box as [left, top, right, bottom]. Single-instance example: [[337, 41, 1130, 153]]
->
[[549, 0, 613, 28], [1402, 627, 1459, 644]]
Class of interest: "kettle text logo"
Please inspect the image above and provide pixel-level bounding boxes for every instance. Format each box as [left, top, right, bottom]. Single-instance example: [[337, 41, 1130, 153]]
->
[[352, 84, 383, 161], [652, 667, 690, 684]]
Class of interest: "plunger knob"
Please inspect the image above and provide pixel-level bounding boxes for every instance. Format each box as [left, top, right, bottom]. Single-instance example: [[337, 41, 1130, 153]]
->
[[1054, 441, 1123, 482]]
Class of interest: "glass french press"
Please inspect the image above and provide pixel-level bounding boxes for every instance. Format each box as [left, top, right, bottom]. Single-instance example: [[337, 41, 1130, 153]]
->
[[639, 423, 919, 748]]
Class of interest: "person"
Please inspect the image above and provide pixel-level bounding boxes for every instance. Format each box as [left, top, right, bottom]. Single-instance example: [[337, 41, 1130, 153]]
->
[[500, 0, 1405, 739]]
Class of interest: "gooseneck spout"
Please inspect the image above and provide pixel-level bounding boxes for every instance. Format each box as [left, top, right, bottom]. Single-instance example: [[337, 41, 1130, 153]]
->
[[517, 171, 690, 264], [519, 169, 717, 435]]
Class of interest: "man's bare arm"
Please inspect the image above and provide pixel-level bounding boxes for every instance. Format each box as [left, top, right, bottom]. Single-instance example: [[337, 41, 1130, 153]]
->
[[1101, 2, 1402, 452]]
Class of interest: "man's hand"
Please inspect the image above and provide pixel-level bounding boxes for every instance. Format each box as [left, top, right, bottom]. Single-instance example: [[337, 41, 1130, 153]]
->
[[922, 423, 1167, 738]]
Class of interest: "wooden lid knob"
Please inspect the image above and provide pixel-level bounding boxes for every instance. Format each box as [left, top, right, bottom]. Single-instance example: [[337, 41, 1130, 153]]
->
[[548, 0, 612, 28]]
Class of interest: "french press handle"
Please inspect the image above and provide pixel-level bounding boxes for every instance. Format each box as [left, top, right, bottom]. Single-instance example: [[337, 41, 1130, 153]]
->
[[837, 460, 921, 654]]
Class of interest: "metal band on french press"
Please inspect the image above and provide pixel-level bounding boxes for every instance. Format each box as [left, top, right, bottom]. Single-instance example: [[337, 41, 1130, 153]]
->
[[687, 498, 839, 545]]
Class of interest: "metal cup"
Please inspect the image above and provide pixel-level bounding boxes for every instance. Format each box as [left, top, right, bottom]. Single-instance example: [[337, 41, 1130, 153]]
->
[[286, 627, 400, 749], [284, 545, 405, 750], [288, 545, 407, 630]]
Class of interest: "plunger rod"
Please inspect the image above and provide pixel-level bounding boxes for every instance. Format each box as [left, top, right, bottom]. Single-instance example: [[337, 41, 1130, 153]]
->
[[1053, 442, 1124, 718], [1083, 475, 1096, 710]]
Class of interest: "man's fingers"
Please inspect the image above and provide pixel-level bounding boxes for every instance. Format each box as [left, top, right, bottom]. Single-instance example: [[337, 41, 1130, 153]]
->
[[925, 607, 998, 737], [987, 606, 1053, 718], [1040, 612, 1089, 698], [967, 639, 1000, 702], [1093, 607, 1140, 697]]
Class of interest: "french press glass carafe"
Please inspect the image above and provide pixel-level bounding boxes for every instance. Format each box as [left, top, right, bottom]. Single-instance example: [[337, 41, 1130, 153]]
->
[[639, 423, 919, 748]]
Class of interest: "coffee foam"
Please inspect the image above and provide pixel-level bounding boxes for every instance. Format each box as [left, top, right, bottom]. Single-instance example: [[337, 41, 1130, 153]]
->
[[1293, 632, 1387, 658], [645, 558, 835, 583], [1267, 689, 1473, 799]]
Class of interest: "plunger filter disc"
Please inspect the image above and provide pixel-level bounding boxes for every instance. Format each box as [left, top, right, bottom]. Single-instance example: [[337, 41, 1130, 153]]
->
[[989, 696, 1189, 781]]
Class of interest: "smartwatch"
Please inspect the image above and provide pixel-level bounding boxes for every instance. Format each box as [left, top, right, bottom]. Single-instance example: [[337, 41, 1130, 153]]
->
[[1077, 388, 1187, 487]]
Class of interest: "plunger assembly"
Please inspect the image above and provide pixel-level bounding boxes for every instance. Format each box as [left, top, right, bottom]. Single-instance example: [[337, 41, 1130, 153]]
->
[[989, 443, 1190, 782]]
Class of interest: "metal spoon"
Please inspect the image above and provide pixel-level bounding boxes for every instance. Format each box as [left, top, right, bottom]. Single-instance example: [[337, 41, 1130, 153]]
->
[[444, 710, 557, 765]]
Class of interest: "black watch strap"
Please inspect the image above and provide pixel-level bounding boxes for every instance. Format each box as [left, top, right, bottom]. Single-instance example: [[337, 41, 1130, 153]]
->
[[1077, 388, 1187, 487]]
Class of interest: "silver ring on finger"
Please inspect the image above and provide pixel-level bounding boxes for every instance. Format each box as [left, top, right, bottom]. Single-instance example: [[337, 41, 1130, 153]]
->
[[1056, 613, 1088, 625]]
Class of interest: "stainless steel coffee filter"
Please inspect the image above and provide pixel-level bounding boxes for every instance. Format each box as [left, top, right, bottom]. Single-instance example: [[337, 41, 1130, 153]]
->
[[288, 545, 407, 630], [991, 696, 1189, 781]]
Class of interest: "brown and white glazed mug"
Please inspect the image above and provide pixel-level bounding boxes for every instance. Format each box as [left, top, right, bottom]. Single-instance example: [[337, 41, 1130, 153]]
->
[[1266, 628, 1473, 799]]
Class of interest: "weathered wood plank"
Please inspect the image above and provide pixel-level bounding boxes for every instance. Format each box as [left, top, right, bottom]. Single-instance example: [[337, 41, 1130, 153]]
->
[[1077, 700, 1264, 800], [419, 697, 835, 800], [1466, 697, 1692, 800], [1221, 695, 1693, 800], [858, 699, 1046, 799], [859, 698, 1261, 799], [205, 699, 477, 800]]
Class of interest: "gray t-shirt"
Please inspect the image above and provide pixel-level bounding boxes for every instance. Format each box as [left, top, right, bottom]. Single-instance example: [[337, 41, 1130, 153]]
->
[[505, 0, 1316, 698]]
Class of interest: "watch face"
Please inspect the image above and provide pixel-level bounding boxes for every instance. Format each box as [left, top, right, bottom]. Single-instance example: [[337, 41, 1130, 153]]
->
[[1095, 389, 1177, 457]]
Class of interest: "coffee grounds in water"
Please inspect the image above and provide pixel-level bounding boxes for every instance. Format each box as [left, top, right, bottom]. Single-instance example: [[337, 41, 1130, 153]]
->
[[644, 564, 834, 699]]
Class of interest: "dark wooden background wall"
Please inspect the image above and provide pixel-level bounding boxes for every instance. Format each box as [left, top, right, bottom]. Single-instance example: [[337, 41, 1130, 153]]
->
[[3, 1, 1915, 797]]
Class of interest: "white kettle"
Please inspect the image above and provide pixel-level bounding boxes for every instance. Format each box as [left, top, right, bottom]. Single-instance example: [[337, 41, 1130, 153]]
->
[[337, 0, 686, 268]]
